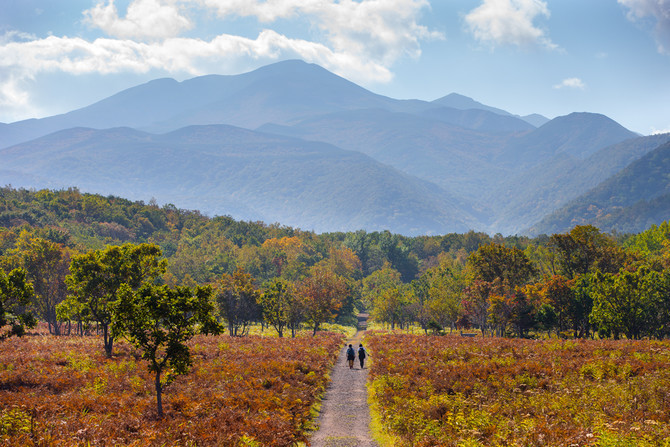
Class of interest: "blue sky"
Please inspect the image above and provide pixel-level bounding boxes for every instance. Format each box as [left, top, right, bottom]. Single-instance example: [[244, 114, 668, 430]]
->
[[1, 0, 669, 134]]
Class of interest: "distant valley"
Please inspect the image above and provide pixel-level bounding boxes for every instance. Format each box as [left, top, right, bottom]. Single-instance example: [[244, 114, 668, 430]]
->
[[1, 59, 669, 235]]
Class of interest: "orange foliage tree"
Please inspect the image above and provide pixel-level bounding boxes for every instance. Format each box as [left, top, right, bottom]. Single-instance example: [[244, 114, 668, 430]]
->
[[298, 265, 348, 335], [215, 267, 261, 337]]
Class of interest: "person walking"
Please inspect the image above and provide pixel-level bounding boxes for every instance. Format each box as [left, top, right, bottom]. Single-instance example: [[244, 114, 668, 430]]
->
[[357, 343, 367, 369], [346, 344, 356, 369]]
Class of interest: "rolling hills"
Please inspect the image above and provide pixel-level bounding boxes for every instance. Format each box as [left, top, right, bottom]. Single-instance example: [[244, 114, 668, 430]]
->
[[1, 59, 668, 236], [0, 125, 478, 235]]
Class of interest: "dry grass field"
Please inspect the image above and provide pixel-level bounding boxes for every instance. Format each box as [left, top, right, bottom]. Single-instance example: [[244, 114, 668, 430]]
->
[[367, 332, 670, 447], [0, 327, 343, 446]]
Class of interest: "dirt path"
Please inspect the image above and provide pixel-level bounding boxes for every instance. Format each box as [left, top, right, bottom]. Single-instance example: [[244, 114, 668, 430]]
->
[[309, 327, 379, 447]]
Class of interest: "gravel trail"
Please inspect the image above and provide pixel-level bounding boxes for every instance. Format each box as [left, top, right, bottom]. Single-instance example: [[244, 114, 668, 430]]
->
[[309, 328, 379, 447]]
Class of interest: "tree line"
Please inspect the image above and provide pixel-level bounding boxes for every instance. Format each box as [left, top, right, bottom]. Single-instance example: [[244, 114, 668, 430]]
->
[[366, 223, 670, 340], [2, 186, 670, 344]]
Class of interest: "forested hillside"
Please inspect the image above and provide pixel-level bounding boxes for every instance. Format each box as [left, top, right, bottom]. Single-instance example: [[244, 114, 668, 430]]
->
[[530, 140, 670, 235], [0, 125, 477, 235], [3, 186, 670, 342]]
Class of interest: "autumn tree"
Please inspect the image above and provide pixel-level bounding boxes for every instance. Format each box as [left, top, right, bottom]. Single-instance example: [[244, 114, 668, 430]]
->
[[542, 275, 576, 335], [215, 267, 261, 336], [298, 266, 348, 335], [487, 292, 511, 337], [507, 289, 536, 338], [548, 225, 627, 278], [111, 283, 221, 418], [466, 243, 535, 337], [461, 279, 497, 335], [259, 236, 309, 280], [65, 243, 167, 357], [314, 246, 362, 326], [0, 268, 35, 340], [468, 243, 536, 290]]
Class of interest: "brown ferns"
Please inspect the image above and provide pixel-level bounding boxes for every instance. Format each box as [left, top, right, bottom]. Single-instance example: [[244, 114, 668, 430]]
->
[[0, 328, 343, 446], [367, 332, 670, 447]]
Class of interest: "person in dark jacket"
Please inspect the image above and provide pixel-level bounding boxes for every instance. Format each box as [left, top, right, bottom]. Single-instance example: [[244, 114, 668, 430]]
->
[[357, 343, 367, 369], [346, 344, 355, 369]]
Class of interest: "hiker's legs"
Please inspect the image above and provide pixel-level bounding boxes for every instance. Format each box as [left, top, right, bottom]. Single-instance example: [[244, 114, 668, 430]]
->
[[359, 357, 364, 368]]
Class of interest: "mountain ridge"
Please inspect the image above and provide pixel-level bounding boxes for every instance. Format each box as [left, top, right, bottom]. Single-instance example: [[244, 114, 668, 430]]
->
[[527, 138, 670, 235], [0, 59, 661, 236], [0, 124, 480, 235]]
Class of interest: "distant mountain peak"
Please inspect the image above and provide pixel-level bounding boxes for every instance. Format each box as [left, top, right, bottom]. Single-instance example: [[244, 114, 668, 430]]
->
[[521, 113, 549, 127], [431, 93, 512, 117]]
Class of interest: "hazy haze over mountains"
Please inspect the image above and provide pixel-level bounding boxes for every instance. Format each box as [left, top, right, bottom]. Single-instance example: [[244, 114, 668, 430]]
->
[[0, 124, 478, 235], [528, 140, 670, 235], [1, 60, 669, 236]]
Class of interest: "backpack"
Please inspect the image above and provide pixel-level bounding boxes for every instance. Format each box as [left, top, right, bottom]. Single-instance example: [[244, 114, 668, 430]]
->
[[347, 347, 355, 360], [358, 347, 366, 359]]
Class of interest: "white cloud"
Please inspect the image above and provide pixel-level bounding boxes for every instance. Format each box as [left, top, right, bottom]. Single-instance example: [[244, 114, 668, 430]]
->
[[619, 0, 670, 54], [0, 31, 383, 77], [81, 0, 441, 66], [651, 126, 670, 135], [67, 0, 439, 78], [0, 0, 439, 122], [84, 0, 192, 40], [465, 0, 557, 50], [195, 0, 442, 65], [0, 75, 39, 122], [553, 77, 586, 89], [0, 29, 394, 121]]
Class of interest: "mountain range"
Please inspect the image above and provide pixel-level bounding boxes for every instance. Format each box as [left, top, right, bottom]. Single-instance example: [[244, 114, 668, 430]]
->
[[1, 59, 669, 236]]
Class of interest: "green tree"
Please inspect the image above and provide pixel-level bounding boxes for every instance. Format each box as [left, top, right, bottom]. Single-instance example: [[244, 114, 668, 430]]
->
[[624, 220, 670, 254], [215, 267, 261, 337], [0, 268, 35, 340], [259, 278, 297, 337], [647, 270, 670, 339], [65, 243, 167, 357], [536, 303, 558, 336], [359, 263, 402, 310], [372, 285, 412, 330], [378, 231, 419, 282], [111, 283, 221, 418], [590, 267, 659, 340], [15, 234, 73, 335], [571, 275, 595, 338], [414, 255, 464, 333], [55, 295, 90, 336]]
